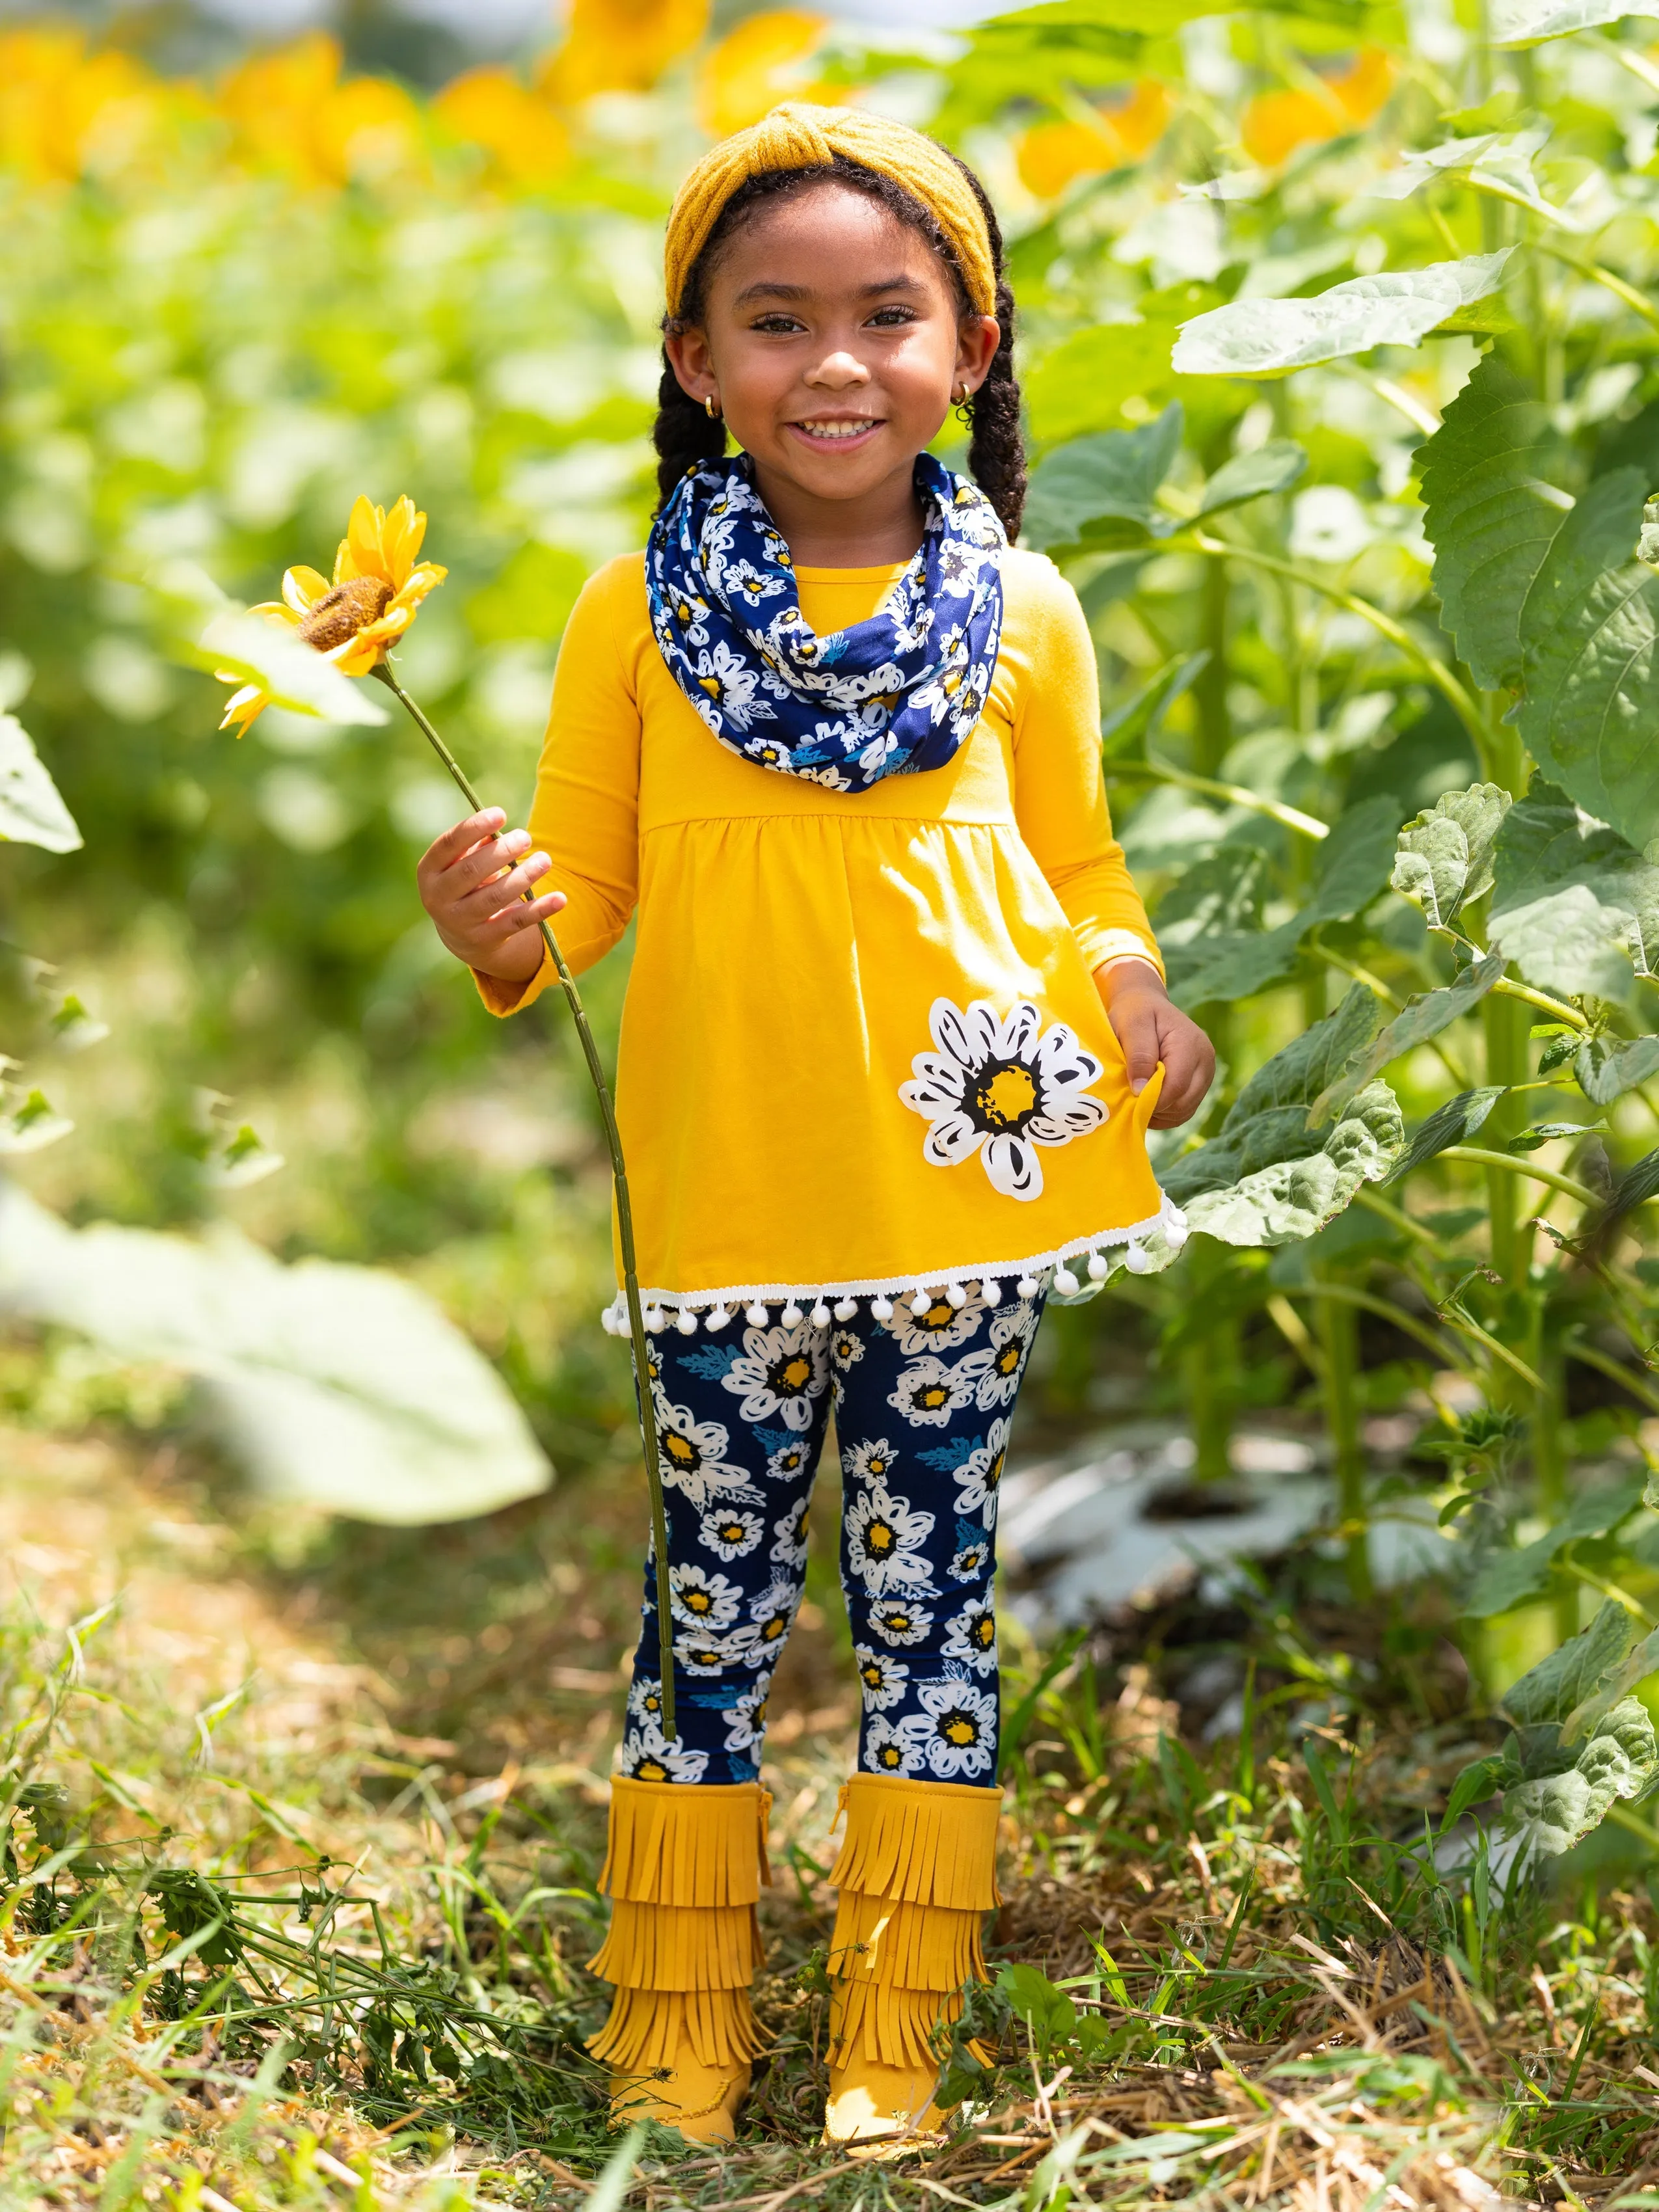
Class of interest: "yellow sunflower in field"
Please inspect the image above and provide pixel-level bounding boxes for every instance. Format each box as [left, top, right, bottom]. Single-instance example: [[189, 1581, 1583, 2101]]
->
[[217, 494, 446, 734]]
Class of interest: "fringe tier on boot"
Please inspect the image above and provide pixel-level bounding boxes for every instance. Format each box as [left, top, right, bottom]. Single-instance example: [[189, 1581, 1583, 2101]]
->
[[587, 1777, 771, 2139], [823, 1774, 1002, 2150]]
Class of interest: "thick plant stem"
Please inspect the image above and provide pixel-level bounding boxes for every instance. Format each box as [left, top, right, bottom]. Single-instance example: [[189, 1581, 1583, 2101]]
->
[[1530, 1308, 1576, 1645], [1193, 556, 1230, 777], [371, 661, 677, 1735], [1312, 1274, 1370, 1602], [1183, 1235, 1237, 1482]]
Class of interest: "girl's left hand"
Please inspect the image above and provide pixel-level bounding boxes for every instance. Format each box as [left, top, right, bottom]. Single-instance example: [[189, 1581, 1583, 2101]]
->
[[1097, 962, 1216, 1130]]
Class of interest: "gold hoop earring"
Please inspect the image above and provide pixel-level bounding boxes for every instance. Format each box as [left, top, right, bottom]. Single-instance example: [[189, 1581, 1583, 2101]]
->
[[952, 382, 974, 423], [704, 394, 721, 420]]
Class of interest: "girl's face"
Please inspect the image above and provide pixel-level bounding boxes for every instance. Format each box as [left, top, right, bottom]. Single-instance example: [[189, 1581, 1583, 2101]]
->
[[666, 182, 1001, 526]]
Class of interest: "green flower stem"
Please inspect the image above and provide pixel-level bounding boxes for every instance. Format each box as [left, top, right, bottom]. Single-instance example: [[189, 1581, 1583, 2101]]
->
[[1107, 755, 1330, 841], [1487, 977, 1589, 1031], [370, 660, 676, 1737], [1310, 1269, 1370, 1603], [1436, 1144, 1600, 1213]]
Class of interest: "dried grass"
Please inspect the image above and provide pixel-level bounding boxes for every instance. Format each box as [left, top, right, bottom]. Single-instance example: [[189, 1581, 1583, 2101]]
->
[[2, 1422, 1658, 2212]]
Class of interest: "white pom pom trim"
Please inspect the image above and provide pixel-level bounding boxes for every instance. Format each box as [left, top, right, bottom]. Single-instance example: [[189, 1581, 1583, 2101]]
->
[[643, 1304, 666, 1332], [981, 1279, 1001, 1306], [1087, 1251, 1109, 1282], [1053, 1268, 1081, 1296], [676, 1306, 699, 1334], [833, 1298, 858, 1321], [781, 1301, 804, 1326], [872, 1295, 895, 1321], [810, 1300, 831, 1327], [1017, 1275, 1040, 1299], [1124, 1242, 1153, 1275], [707, 1305, 732, 1330], [746, 1302, 768, 1326]]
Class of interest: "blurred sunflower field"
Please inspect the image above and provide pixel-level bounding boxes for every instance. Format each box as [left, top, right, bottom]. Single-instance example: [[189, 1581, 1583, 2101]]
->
[[17, 0, 1659, 2202]]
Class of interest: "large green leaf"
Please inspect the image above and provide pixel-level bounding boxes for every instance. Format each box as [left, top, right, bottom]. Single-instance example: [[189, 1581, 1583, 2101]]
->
[[1020, 404, 1183, 552], [1502, 1598, 1636, 1725], [1170, 254, 1512, 378], [1391, 784, 1513, 930], [0, 1183, 551, 1525], [1163, 987, 1403, 1245], [1025, 289, 1222, 444], [1516, 468, 1659, 848], [1465, 1477, 1645, 1618], [193, 608, 390, 727], [1414, 351, 1565, 694], [1315, 956, 1504, 1124], [0, 714, 82, 854], [1489, 781, 1659, 999], [1574, 1034, 1659, 1105], [1492, 0, 1659, 46], [1386, 1086, 1505, 1181], [1498, 1699, 1657, 1859], [1165, 796, 1396, 1008], [1198, 440, 1308, 517]]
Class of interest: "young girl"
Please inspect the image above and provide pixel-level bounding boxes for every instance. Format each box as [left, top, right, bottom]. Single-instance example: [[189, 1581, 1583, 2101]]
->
[[418, 103, 1213, 2150]]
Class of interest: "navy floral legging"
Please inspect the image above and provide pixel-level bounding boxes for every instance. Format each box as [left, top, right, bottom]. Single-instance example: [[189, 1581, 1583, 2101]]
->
[[619, 1288, 1047, 1789]]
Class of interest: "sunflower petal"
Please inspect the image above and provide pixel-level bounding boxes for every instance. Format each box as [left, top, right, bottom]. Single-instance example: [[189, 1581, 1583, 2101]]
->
[[333, 638, 383, 676], [383, 496, 425, 587], [281, 565, 331, 614], [338, 494, 383, 585], [218, 684, 269, 733]]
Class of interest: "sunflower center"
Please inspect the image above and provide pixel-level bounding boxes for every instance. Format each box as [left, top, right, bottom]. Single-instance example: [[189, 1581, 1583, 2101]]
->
[[941, 1712, 978, 1746], [771, 1356, 811, 1394], [867, 1520, 895, 1554], [299, 574, 394, 652], [664, 1433, 701, 1471], [972, 1063, 1038, 1131]]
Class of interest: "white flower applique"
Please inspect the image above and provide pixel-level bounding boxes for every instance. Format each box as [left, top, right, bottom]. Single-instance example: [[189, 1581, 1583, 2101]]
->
[[899, 998, 1108, 1202]]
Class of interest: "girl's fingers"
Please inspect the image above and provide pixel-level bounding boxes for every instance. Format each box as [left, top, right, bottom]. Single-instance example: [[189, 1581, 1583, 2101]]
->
[[1111, 1001, 1163, 1093], [460, 853, 550, 915], [422, 809, 506, 872], [451, 827, 532, 891], [482, 889, 565, 936]]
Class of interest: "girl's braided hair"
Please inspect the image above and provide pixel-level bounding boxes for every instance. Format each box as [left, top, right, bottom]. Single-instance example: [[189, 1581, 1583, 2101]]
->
[[654, 150, 1026, 539]]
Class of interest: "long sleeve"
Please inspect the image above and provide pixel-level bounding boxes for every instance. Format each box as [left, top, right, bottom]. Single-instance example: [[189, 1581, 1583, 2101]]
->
[[473, 558, 643, 1017], [1008, 556, 1163, 979]]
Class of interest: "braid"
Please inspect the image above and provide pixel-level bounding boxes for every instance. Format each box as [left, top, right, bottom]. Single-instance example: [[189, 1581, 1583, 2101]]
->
[[950, 162, 1026, 540], [653, 356, 725, 512], [653, 148, 1028, 539]]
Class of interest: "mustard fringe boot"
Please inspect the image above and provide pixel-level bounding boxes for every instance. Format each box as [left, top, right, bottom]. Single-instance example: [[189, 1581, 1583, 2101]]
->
[[587, 1776, 771, 2142], [823, 1774, 1002, 2150]]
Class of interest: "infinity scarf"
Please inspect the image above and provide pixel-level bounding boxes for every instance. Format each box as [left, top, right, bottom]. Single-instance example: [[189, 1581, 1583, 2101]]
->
[[645, 452, 1005, 792]]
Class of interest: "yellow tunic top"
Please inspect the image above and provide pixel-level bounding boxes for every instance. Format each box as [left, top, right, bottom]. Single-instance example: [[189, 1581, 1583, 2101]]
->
[[478, 547, 1180, 1325]]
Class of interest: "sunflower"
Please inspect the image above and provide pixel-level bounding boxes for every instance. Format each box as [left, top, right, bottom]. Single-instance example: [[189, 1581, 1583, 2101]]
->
[[217, 494, 446, 735]]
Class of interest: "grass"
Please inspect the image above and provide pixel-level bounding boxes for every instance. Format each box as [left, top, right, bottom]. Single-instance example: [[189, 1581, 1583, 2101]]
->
[[5, 1407, 1659, 2211]]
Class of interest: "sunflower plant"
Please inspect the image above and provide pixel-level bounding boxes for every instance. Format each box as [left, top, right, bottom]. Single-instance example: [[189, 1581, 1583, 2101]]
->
[[216, 495, 677, 1727]]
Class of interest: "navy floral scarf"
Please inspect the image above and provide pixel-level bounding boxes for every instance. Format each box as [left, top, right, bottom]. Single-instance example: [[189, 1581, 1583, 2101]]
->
[[645, 452, 1005, 792]]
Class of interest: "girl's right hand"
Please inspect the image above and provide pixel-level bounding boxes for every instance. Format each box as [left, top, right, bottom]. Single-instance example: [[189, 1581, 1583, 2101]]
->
[[417, 808, 567, 983]]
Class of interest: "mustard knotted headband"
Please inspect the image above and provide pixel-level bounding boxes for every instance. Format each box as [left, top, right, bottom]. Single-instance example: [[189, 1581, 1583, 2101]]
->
[[663, 102, 997, 320]]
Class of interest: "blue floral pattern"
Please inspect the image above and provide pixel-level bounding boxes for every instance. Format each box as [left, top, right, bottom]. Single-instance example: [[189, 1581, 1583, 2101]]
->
[[619, 1289, 1047, 1789], [644, 452, 1005, 792]]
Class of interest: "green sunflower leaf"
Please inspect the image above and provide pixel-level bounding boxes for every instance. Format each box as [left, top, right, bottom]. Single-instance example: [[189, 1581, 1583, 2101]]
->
[[1163, 986, 1403, 1246], [1391, 784, 1513, 930], [1489, 781, 1659, 999], [1414, 351, 1565, 694], [1515, 468, 1659, 850]]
